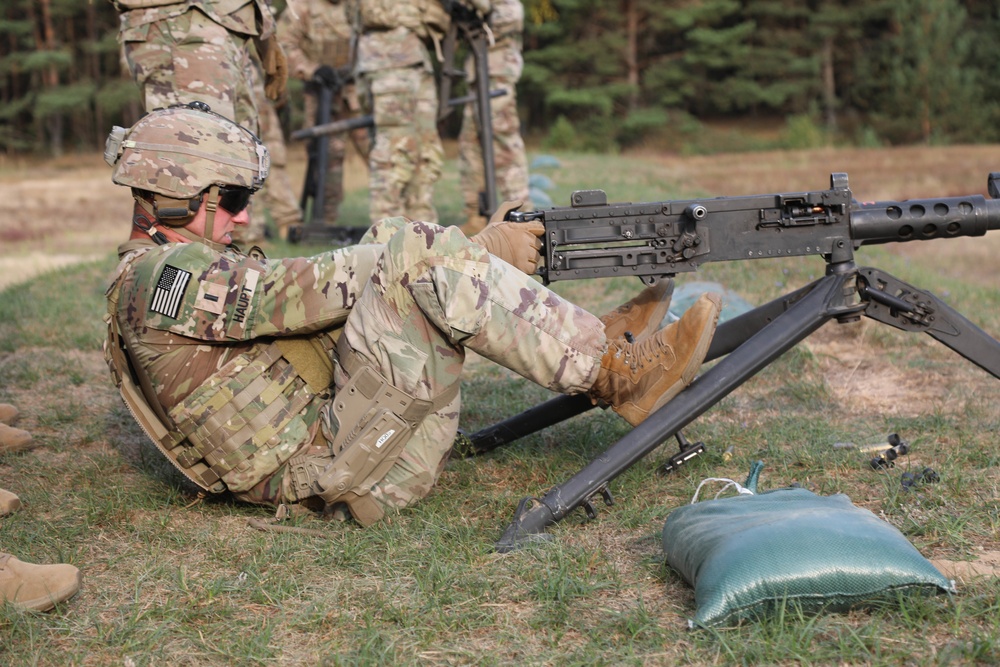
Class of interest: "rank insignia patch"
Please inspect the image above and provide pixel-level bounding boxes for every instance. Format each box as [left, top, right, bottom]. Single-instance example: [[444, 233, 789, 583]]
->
[[151, 264, 192, 319]]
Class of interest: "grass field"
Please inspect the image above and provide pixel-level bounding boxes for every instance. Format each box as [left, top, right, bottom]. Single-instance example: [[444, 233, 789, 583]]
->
[[1, 146, 999, 665]]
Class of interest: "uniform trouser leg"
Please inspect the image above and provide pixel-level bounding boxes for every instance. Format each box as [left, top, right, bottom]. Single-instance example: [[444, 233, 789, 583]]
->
[[303, 94, 348, 225], [364, 67, 443, 225], [256, 74, 302, 236], [458, 72, 532, 218], [338, 219, 606, 510]]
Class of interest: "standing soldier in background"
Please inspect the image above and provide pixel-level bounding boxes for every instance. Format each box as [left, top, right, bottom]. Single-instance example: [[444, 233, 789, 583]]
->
[[253, 59, 304, 241], [457, 0, 531, 234], [346, 0, 449, 225], [113, 0, 288, 244], [278, 0, 367, 228]]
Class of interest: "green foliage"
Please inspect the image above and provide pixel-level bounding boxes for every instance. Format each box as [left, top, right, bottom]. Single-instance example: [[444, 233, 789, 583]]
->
[[616, 107, 671, 147], [782, 113, 829, 149], [541, 115, 578, 151], [95, 79, 142, 115], [849, 0, 993, 144], [34, 82, 97, 117]]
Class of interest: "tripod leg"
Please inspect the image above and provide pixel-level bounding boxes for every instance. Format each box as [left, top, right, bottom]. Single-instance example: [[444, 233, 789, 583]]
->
[[496, 272, 857, 552], [860, 268, 1000, 379]]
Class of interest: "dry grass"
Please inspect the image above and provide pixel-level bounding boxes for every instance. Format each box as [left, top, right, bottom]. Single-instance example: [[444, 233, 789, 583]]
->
[[1, 144, 999, 665]]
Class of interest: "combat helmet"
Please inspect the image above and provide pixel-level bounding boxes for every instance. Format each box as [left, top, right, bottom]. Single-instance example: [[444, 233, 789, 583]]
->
[[104, 102, 270, 249]]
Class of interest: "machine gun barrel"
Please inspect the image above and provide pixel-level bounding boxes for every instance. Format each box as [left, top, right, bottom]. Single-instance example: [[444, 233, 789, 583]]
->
[[851, 195, 1000, 246]]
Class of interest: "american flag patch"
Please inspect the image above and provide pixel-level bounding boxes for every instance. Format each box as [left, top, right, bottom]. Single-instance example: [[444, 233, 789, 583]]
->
[[150, 264, 191, 319]]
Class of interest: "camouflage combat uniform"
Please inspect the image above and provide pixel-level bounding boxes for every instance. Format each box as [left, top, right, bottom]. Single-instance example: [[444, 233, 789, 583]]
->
[[116, 0, 274, 132], [253, 59, 304, 239], [458, 0, 531, 219], [115, 0, 277, 243], [107, 216, 605, 519], [347, 0, 448, 225], [278, 0, 365, 226]]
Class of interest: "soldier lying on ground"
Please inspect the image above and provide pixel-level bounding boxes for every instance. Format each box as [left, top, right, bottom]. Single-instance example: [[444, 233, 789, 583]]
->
[[102, 103, 721, 525]]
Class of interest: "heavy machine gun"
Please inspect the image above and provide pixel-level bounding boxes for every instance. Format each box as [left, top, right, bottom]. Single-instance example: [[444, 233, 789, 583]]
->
[[464, 172, 1000, 552]]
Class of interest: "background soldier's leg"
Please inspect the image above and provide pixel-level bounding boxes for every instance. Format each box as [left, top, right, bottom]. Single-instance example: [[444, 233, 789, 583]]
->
[[491, 74, 532, 209], [323, 132, 347, 225], [457, 99, 483, 222], [401, 69, 443, 224], [253, 67, 301, 239], [366, 68, 420, 225]]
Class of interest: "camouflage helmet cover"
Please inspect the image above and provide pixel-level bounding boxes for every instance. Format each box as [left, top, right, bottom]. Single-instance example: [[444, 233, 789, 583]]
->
[[105, 103, 270, 199]]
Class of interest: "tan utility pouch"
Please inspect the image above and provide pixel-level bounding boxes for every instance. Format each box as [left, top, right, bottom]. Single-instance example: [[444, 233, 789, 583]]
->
[[288, 336, 458, 526]]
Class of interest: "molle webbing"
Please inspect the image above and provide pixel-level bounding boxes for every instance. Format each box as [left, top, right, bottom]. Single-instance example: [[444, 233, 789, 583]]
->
[[168, 343, 314, 484]]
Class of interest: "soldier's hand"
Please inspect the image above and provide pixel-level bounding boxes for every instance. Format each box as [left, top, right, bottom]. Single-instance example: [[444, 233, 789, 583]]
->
[[471, 215, 544, 275], [262, 36, 289, 101]]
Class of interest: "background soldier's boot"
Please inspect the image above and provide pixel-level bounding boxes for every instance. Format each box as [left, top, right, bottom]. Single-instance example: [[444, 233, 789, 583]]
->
[[0, 424, 33, 454], [600, 279, 675, 342], [0, 554, 81, 612], [0, 404, 18, 424], [590, 293, 721, 426], [0, 489, 20, 516]]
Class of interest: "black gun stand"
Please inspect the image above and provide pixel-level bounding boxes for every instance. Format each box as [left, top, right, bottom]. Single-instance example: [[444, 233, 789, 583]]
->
[[468, 255, 1000, 552], [291, 83, 369, 246]]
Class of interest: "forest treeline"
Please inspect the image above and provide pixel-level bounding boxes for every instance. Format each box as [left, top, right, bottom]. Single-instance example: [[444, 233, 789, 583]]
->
[[2, 0, 999, 156]]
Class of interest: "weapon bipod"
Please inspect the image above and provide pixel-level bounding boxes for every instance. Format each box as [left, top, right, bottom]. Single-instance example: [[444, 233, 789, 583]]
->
[[463, 260, 1000, 552]]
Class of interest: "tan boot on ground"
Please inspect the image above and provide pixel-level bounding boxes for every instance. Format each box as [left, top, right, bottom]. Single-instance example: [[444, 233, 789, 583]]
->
[[0, 404, 18, 424], [0, 423, 33, 454], [590, 292, 721, 426], [0, 554, 81, 612], [600, 279, 675, 342], [0, 489, 20, 516]]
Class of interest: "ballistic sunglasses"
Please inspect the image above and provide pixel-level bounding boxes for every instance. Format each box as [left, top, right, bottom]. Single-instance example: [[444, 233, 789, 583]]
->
[[218, 186, 253, 214]]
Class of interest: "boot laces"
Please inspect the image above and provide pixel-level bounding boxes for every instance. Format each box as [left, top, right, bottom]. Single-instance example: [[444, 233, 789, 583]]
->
[[611, 335, 662, 373]]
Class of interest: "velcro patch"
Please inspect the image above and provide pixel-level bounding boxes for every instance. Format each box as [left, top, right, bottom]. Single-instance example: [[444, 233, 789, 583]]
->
[[194, 281, 228, 315], [150, 265, 191, 319], [227, 268, 260, 338]]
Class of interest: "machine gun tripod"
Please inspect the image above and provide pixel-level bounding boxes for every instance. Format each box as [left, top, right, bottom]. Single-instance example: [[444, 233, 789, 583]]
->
[[460, 172, 1000, 552]]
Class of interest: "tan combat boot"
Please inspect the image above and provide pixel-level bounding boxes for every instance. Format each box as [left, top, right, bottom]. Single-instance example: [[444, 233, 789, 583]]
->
[[0, 404, 18, 424], [0, 423, 33, 455], [600, 279, 675, 342], [0, 489, 20, 516], [590, 293, 721, 426], [0, 554, 81, 612]]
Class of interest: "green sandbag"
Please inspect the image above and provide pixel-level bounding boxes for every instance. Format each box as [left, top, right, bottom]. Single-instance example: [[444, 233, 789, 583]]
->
[[662, 470, 955, 628]]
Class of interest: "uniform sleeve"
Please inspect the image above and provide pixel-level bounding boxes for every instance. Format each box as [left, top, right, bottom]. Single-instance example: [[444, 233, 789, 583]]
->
[[247, 243, 383, 337], [132, 242, 383, 342]]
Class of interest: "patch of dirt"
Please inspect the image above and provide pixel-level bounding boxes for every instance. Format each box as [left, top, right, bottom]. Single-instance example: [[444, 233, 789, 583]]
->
[[931, 550, 1000, 586], [0, 154, 129, 290]]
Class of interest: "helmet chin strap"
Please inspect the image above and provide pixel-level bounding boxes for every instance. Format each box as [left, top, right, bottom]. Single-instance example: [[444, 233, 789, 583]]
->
[[169, 185, 230, 253]]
